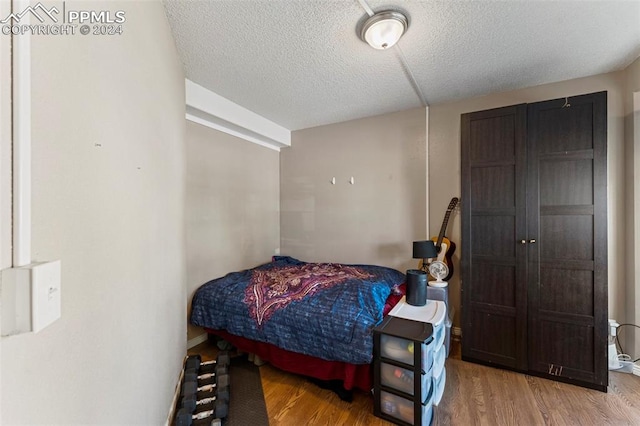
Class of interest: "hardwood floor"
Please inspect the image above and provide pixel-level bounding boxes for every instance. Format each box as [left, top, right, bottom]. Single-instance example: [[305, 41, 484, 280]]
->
[[189, 339, 640, 425]]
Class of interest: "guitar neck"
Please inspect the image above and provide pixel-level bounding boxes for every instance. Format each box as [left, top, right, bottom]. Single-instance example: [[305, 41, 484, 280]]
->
[[435, 197, 459, 249], [436, 210, 452, 247]]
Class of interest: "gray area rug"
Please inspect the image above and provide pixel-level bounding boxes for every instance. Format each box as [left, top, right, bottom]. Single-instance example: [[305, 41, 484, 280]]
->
[[225, 355, 269, 426]]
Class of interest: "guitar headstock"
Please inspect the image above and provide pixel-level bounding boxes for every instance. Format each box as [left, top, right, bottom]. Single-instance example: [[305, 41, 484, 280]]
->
[[436, 196, 460, 246], [447, 197, 459, 212]]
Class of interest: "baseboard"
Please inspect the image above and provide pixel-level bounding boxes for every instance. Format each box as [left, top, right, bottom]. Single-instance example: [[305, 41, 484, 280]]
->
[[452, 326, 462, 337], [187, 333, 208, 349], [634, 364, 640, 377], [165, 356, 187, 426]]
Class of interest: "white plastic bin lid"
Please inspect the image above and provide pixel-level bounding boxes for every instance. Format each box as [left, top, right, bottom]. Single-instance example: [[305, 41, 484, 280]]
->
[[389, 297, 446, 327]]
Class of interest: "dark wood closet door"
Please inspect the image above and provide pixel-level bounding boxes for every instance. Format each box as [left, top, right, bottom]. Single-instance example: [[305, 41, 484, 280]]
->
[[461, 104, 528, 370], [527, 92, 608, 391]]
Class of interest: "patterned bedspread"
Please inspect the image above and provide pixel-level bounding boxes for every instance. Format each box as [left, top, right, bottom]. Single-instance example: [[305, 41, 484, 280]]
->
[[190, 256, 405, 364]]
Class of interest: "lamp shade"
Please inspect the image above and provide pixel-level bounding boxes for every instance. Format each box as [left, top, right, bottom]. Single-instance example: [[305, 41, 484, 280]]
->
[[413, 240, 437, 259]]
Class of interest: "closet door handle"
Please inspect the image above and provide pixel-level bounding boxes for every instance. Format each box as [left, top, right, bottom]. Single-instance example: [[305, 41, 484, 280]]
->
[[529, 239, 536, 244], [520, 240, 526, 244]]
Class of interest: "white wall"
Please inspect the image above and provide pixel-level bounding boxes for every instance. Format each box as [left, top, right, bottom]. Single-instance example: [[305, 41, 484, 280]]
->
[[0, 0, 10, 418], [1, 1, 186, 424], [186, 121, 280, 341], [624, 56, 640, 355], [0, 0, 10, 271], [281, 108, 427, 271]]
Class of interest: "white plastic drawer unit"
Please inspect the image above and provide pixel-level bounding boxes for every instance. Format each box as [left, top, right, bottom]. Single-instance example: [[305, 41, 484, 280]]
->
[[433, 366, 446, 406], [380, 388, 434, 426], [389, 297, 447, 350], [432, 342, 447, 380], [373, 315, 435, 426], [380, 362, 433, 397]]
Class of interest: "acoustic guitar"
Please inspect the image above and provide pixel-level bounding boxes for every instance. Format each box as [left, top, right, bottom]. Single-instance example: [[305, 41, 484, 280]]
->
[[420, 197, 459, 281]]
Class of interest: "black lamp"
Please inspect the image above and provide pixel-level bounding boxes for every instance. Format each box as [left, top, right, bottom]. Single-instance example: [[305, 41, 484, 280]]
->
[[413, 240, 437, 272]]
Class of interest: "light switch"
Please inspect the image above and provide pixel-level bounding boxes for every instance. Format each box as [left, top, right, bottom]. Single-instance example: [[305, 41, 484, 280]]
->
[[0, 260, 61, 336], [31, 260, 61, 333]]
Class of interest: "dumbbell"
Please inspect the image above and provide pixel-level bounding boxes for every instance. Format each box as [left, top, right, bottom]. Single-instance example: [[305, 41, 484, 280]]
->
[[182, 375, 230, 401], [181, 395, 228, 418], [184, 370, 226, 383], [185, 352, 230, 374], [185, 363, 228, 380], [181, 386, 229, 404], [182, 369, 230, 390], [175, 401, 226, 426], [182, 375, 230, 402]]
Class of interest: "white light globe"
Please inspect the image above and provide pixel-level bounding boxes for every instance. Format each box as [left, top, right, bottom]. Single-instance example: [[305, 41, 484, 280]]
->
[[364, 19, 404, 49], [361, 11, 408, 50]]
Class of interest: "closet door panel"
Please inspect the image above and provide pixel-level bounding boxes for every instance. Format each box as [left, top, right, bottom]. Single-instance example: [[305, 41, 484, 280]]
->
[[468, 310, 518, 367], [532, 320, 595, 383], [539, 159, 593, 206], [536, 102, 594, 153], [471, 216, 516, 257], [471, 166, 515, 208], [527, 92, 607, 391], [539, 269, 594, 316], [540, 215, 594, 260], [471, 262, 516, 307], [462, 104, 528, 371], [469, 115, 516, 161]]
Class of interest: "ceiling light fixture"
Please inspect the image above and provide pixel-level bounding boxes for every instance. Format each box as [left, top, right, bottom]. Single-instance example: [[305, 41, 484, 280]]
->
[[360, 10, 408, 50]]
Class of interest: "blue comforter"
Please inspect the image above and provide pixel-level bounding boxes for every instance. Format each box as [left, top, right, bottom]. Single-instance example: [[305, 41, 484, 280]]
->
[[190, 256, 405, 364]]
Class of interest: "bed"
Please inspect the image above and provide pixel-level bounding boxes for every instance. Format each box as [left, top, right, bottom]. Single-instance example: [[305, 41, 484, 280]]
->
[[190, 256, 406, 393]]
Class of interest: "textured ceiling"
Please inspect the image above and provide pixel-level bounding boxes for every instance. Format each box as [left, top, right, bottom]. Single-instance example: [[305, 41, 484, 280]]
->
[[163, 0, 640, 131]]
